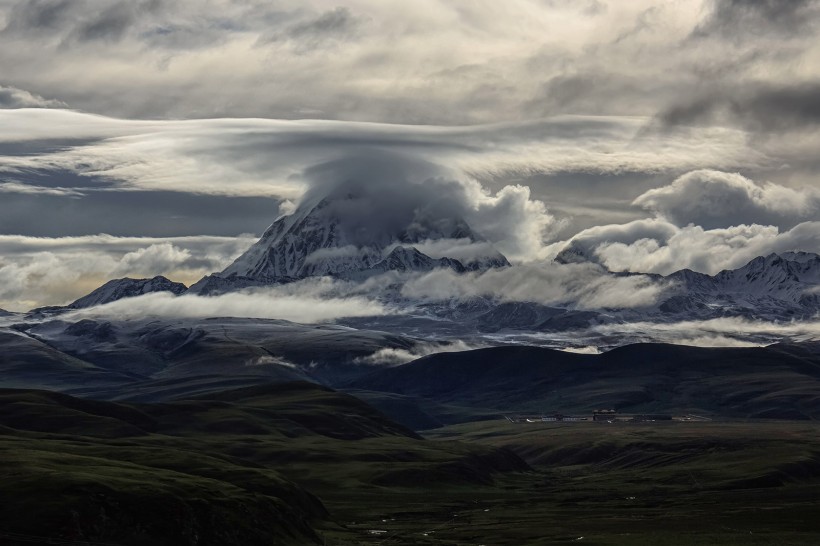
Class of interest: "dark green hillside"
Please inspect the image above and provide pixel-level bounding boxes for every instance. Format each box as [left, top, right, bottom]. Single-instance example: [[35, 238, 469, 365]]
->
[[5, 341, 820, 544], [0, 383, 527, 545], [3, 382, 820, 544], [422, 420, 820, 545], [0, 330, 135, 390], [0, 388, 157, 437], [145, 381, 421, 439], [350, 342, 820, 419], [0, 444, 325, 546]]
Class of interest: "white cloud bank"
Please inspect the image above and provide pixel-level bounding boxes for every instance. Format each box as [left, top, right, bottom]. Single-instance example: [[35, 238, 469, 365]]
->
[[588, 317, 820, 344], [402, 262, 667, 310], [0, 234, 255, 311], [354, 340, 483, 366], [0, 109, 765, 273], [67, 288, 388, 324], [0, 112, 813, 309], [559, 219, 820, 276], [0, 110, 759, 200], [634, 169, 820, 230], [555, 169, 820, 275]]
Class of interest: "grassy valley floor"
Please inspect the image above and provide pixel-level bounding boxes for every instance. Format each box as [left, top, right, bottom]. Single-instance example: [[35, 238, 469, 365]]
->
[[320, 420, 820, 545], [1, 386, 819, 544]]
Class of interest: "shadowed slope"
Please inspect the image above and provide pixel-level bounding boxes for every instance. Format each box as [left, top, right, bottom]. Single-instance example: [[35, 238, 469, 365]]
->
[[350, 342, 820, 418]]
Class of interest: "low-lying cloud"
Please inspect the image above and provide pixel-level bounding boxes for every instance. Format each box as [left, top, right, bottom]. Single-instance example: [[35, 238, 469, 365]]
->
[[0, 181, 83, 197], [401, 261, 668, 310], [68, 288, 389, 323], [587, 317, 820, 344], [559, 219, 820, 275], [513, 316, 820, 349], [354, 340, 483, 366], [0, 234, 255, 310], [245, 355, 299, 369]]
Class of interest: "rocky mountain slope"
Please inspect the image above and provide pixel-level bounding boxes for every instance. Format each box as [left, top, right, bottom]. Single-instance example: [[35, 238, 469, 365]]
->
[[656, 251, 820, 319], [1, 316, 421, 399], [68, 276, 188, 309], [190, 187, 509, 294], [436, 251, 820, 332]]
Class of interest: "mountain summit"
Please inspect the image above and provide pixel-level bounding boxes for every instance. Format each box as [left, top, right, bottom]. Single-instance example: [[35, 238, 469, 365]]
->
[[69, 276, 188, 309], [191, 186, 509, 293], [657, 251, 820, 318]]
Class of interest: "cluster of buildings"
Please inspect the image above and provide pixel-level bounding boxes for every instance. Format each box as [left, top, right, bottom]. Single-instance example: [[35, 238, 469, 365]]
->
[[507, 409, 674, 423]]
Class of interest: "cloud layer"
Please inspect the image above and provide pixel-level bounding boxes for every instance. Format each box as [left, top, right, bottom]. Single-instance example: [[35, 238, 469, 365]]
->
[[0, 1, 818, 314], [634, 170, 820, 229], [0, 234, 255, 310], [556, 169, 820, 275], [401, 262, 666, 310], [1, 0, 817, 131], [68, 288, 388, 323]]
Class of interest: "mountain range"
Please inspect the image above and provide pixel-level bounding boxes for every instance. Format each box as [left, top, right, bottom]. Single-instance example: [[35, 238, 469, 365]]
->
[[2, 188, 820, 428], [4, 313, 820, 425], [189, 188, 509, 295], [349, 342, 820, 422], [15, 187, 820, 332]]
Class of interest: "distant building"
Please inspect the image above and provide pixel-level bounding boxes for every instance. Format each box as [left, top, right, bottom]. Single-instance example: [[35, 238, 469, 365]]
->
[[593, 409, 617, 421], [541, 413, 582, 422], [630, 414, 672, 422], [508, 413, 587, 423]]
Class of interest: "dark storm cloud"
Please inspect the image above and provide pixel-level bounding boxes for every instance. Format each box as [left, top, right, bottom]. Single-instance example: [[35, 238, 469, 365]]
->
[[257, 6, 367, 52], [68, 0, 168, 44], [70, 1, 140, 43], [296, 152, 476, 246], [140, 21, 232, 52], [525, 73, 658, 117], [655, 1, 820, 136], [660, 82, 820, 132], [0, 1, 813, 127], [2, 0, 77, 34], [3, 0, 165, 43], [692, 0, 820, 39], [291, 151, 560, 261], [285, 7, 363, 39]]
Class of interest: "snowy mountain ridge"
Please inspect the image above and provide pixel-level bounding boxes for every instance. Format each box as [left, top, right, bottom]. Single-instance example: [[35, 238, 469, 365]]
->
[[661, 252, 819, 302], [68, 276, 188, 309], [653, 251, 820, 320], [207, 189, 510, 290]]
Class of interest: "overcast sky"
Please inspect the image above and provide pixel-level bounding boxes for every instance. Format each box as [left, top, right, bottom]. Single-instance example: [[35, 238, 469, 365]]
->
[[1, 0, 819, 310]]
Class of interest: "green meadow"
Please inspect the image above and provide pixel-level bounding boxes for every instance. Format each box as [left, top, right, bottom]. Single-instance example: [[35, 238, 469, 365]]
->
[[1, 385, 819, 545]]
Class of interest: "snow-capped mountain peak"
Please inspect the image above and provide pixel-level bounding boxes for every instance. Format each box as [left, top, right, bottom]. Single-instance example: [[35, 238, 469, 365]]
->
[[216, 187, 509, 284], [69, 276, 188, 309], [656, 252, 820, 319], [714, 252, 820, 298], [369, 246, 466, 274]]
